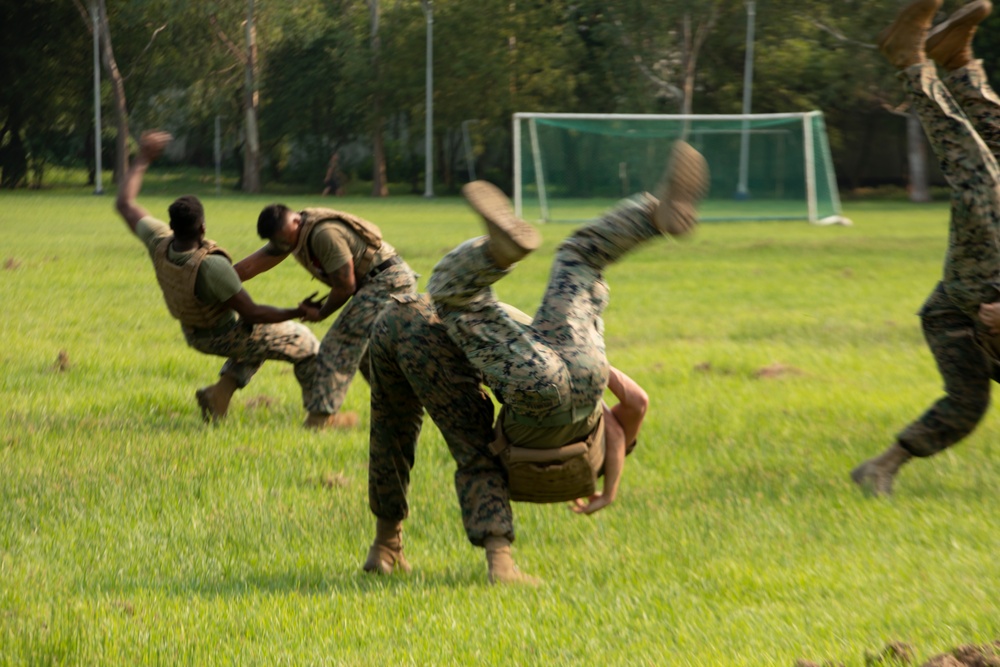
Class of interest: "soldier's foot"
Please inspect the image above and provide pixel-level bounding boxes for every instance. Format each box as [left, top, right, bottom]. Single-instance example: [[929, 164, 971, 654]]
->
[[484, 536, 542, 587], [304, 411, 360, 429], [927, 0, 992, 70], [652, 141, 709, 237], [462, 181, 541, 268], [850, 442, 912, 497], [195, 374, 239, 423], [362, 519, 412, 575], [877, 0, 943, 69]]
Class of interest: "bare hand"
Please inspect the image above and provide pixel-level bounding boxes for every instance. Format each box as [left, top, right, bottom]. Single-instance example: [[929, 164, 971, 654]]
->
[[979, 302, 1000, 334], [139, 130, 173, 161], [299, 300, 322, 322], [570, 493, 614, 515]]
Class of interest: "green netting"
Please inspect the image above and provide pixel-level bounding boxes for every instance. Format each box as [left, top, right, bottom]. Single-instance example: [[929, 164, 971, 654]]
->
[[514, 112, 842, 223]]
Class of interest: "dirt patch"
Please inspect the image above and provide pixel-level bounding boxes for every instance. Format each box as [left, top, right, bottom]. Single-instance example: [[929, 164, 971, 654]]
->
[[52, 350, 71, 372], [3, 257, 21, 270], [798, 640, 1000, 667], [753, 362, 804, 379], [244, 395, 277, 411]]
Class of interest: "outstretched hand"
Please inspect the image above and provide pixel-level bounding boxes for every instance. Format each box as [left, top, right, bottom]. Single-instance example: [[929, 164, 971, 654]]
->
[[569, 493, 614, 515], [139, 130, 173, 161], [979, 302, 1000, 334], [298, 292, 327, 322]]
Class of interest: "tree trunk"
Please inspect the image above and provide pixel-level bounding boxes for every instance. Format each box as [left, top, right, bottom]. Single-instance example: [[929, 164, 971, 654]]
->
[[97, 0, 128, 183], [369, 0, 388, 197], [907, 111, 930, 202], [242, 0, 261, 193]]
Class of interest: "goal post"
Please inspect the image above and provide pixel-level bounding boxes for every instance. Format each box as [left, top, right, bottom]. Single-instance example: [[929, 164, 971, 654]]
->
[[512, 111, 848, 225]]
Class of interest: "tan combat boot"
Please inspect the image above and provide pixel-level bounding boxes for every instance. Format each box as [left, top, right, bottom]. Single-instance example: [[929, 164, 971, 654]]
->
[[926, 0, 993, 71], [652, 140, 709, 238], [850, 442, 913, 497], [195, 373, 239, 423], [484, 536, 541, 586], [303, 411, 360, 429], [362, 519, 412, 575], [462, 181, 541, 269], [877, 0, 943, 69]]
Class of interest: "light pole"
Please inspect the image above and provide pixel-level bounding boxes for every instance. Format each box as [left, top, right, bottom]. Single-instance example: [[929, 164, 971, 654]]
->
[[736, 0, 756, 200], [91, 1, 103, 195], [422, 0, 434, 198]]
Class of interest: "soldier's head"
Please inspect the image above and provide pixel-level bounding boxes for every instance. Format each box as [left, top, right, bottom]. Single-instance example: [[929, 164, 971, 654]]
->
[[257, 203, 302, 253], [168, 195, 205, 242]]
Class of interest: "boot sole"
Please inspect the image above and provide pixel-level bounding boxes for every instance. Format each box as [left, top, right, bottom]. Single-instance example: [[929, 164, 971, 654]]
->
[[462, 181, 541, 254], [926, 0, 992, 58], [876, 0, 943, 66], [654, 141, 709, 236]]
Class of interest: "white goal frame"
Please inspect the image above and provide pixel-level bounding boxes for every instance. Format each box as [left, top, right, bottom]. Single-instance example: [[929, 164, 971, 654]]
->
[[512, 111, 845, 224]]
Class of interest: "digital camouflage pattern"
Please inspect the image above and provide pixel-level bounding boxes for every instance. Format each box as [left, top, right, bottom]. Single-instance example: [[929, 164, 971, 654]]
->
[[896, 60, 1000, 456], [309, 262, 417, 415], [426, 194, 660, 426], [184, 319, 320, 408], [367, 294, 513, 546]]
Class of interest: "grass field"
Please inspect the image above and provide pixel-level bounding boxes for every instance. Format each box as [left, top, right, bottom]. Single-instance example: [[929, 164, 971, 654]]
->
[[2, 177, 999, 666]]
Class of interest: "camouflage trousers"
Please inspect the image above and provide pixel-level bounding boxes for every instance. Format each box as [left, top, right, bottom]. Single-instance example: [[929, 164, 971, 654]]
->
[[184, 318, 320, 409], [368, 294, 513, 546], [308, 262, 417, 415], [896, 61, 1000, 457], [426, 194, 659, 425], [903, 60, 1000, 314]]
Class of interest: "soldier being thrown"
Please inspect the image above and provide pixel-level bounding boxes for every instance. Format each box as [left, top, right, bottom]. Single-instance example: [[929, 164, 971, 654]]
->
[[852, 0, 1000, 495], [361, 141, 708, 584], [115, 131, 320, 422], [234, 201, 417, 429]]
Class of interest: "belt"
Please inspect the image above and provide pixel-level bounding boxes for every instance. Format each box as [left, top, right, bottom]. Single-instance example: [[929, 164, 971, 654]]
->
[[359, 255, 404, 287]]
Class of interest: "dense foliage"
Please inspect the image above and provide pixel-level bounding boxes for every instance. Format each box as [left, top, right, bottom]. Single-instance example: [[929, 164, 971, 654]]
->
[[1, 0, 997, 190]]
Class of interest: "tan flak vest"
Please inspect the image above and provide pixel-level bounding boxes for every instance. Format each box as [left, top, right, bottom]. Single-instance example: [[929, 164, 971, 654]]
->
[[293, 208, 383, 287], [489, 407, 606, 504], [152, 237, 233, 329]]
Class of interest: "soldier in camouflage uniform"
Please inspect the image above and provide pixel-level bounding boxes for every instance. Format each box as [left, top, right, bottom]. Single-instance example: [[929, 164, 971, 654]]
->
[[115, 131, 320, 422], [852, 0, 1000, 495], [235, 203, 417, 429], [360, 142, 708, 584]]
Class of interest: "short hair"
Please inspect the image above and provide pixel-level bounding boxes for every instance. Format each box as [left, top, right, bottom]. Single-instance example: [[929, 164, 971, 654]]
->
[[168, 195, 205, 240], [257, 203, 292, 240]]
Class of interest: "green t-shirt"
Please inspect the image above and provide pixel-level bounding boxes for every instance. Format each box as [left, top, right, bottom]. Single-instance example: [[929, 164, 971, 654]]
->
[[137, 216, 242, 316]]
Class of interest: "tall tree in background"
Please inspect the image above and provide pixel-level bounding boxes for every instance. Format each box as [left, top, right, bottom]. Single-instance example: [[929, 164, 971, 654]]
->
[[368, 0, 388, 197]]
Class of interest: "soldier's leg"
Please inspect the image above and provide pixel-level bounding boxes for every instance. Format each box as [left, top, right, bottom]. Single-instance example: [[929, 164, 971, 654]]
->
[[895, 58, 1000, 313], [853, 284, 992, 494], [363, 302, 422, 575], [427, 218, 569, 421], [187, 320, 319, 421], [393, 297, 513, 546]]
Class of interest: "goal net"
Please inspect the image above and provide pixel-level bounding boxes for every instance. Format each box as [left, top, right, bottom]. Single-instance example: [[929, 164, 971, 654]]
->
[[512, 111, 846, 224]]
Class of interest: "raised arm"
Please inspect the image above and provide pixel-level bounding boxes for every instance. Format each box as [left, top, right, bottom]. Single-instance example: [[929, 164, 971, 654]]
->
[[233, 246, 289, 282], [115, 130, 172, 234], [572, 366, 648, 516]]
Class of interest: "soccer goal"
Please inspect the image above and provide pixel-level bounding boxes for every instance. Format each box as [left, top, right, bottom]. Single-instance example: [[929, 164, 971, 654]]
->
[[512, 111, 848, 225]]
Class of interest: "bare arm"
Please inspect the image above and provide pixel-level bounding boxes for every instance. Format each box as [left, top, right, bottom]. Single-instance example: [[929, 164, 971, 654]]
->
[[299, 260, 356, 322], [572, 366, 648, 516], [115, 130, 172, 233], [233, 246, 289, 282], [606, 365, 649, 447], [224, 289, 306, 325]]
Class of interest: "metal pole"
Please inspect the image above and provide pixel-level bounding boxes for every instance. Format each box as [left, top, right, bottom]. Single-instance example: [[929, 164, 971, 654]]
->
[[423, 1, 434, 198], [736, 0, 756, 200], [92, 2, 103, 195], [215, 115, 222, 196]]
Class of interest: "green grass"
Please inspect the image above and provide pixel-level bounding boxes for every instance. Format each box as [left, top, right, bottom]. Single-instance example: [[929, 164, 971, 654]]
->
[[1, 182, 999, 666]]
